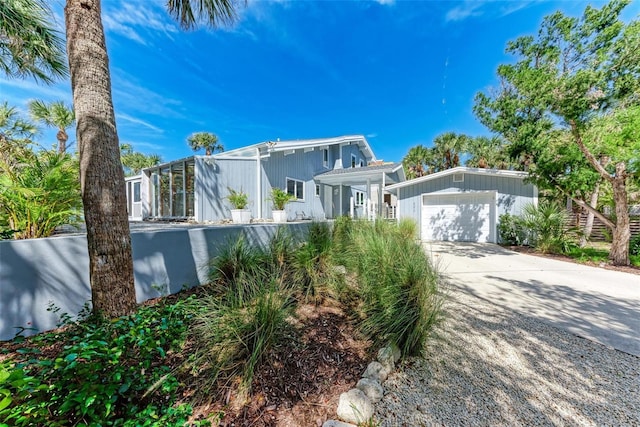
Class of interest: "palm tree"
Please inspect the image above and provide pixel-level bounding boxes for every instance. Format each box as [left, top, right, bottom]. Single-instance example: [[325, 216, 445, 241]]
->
[[187, 131, 224, 155], [431, 132, 470, 171], [0, 0, 67, 83], [466, 136, 511, 169], [0, 102, 37, 173], [402, 144, 432, 179], [64, 0, 238, 318], [120, 143, 162, 176], [28, 100, 75, 154]]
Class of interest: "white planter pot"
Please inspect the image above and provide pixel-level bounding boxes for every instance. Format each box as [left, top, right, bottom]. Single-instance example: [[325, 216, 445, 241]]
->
[[231, 209, 251, 224], [272, 210, 288, 223]]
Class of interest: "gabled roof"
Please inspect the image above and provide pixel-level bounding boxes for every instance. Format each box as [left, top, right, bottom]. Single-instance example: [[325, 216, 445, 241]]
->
[[213, 135, 376, 161], [385, 166, 529, 191], [314, 162, 405, 186]]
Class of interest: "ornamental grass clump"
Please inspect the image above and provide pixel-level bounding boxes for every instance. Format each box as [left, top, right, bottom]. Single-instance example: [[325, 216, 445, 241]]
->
[[337, 220, 442, 357]]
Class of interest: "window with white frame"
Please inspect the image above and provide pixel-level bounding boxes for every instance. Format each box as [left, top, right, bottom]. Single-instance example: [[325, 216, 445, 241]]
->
[[355, 191, 364, 206], [286, 178, 304, 200], [322, 149, 329, 168], [351, 154, 357, 168], [315, 184, 320, 197], [359, 159, 365, 167]]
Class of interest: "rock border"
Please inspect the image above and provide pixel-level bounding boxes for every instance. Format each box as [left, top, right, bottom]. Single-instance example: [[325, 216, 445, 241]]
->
[[323, 343, 401, 426]]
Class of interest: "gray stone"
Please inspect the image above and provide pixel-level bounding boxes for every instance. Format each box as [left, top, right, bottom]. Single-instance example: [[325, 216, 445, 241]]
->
[[336, 388, 374, 424], [377, 345, 396, 370], [357, 377, 384, 403], [322, 420, 357, 427], [363, 361, 392, 383]]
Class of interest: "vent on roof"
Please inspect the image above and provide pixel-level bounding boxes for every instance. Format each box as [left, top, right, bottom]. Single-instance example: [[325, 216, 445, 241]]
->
[[453, 173, 464, 183]]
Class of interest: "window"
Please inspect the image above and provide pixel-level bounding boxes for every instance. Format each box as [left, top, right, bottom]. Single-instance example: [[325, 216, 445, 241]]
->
[[133, 182, 141, 203], [355, 191, 364, 206], [286, 178, 304, 200], [315, 184, 320, 197], [453, 173, 464, 183], [359, 159, 365, 167], [351, 154, 357, 168], [322, 149, 329, 168]]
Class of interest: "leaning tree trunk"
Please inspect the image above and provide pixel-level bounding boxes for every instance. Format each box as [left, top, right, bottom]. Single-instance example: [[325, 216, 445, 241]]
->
[[610, 165, 630, 266], [579, 182, 600, 248], [65, 0, 137, 317]]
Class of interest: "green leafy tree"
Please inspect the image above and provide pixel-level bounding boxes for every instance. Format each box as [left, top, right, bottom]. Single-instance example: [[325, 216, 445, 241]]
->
[[120, 143, 162, 176], [187, 131, 224, 155], [474, 0, 639, 265], [402, 144, 432, 178], [28, 100, 75, 153], [64, 0, 239, 318], [0, 0, 67, 83]]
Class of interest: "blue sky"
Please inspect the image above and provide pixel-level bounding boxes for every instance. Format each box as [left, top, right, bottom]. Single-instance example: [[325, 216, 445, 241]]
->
[[2, 0, 638, 163]]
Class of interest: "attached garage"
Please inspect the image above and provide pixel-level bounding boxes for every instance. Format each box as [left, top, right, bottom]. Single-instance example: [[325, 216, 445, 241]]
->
[[386, 167, 537, 244], [421, 191, 496, 242]]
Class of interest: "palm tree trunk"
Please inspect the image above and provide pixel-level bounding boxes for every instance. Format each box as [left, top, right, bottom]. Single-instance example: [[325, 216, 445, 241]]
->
[[65, 0, 136, 317]]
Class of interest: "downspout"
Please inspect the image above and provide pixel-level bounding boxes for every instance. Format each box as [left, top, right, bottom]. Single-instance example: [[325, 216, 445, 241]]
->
[[256, 148, 262, 219]]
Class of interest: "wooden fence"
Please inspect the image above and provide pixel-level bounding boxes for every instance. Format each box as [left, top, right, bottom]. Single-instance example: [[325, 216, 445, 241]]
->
[[569, 213, 640, 241]]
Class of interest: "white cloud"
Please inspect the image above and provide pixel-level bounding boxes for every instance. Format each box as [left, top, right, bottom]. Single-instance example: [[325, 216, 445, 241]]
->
[[366, 133, 378, 138], [117, 113, 163, 133], [374, 0, 396, 5], [102, 1, 178, 44], [445, 1, 485, 22]]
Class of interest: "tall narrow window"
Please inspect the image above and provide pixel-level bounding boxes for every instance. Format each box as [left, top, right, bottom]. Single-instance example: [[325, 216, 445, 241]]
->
[[351, 154, 356, 168], [185, 161, 195, 217], [171, 163, 184, 216], [355, 191, 364, 206], [322, 148, 329, 168], [160, 167, 171, 217]]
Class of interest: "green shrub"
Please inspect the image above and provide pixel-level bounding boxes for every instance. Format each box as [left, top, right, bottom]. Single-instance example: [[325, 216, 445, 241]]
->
[[336, 220, 442, 357], [630, 234, 640, 256], [498, 213, 527, 246], [0, 297, 198, 426], [207, 234, 269, 304], [0, 150, 83, 239], [521, 201, 575, 254], [187, 279, 294, 397]]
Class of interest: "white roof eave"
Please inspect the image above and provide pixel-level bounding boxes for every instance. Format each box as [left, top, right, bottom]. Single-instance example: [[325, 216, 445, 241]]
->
[[385, 167, 528, 192]]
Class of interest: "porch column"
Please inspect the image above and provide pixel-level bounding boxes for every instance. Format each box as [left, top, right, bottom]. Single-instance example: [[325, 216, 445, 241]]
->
[[339, 185, 343, 216], [256, 148, 262, 219], [367, 178, 371, 219], [379, 172, 385, 218]]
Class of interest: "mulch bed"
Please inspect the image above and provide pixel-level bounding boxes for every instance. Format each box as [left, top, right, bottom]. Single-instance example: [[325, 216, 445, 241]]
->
[[201, 303, 372, 427], [1, 297, 372, 427]]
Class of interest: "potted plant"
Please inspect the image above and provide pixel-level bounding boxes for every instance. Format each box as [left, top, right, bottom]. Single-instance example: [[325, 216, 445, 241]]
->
[[270, 187, 294, 223], [227, 188, 251, 223]]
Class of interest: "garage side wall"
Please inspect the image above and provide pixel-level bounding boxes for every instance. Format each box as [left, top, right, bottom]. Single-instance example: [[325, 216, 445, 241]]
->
[[398, 173, 536, 235]]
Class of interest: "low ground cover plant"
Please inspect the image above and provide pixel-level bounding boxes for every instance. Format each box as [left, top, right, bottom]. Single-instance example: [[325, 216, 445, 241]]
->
[[1, 219, 443, 425]]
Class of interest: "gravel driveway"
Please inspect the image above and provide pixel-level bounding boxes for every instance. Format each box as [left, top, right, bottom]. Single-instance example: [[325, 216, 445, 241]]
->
[[375, 243, 640, 426]]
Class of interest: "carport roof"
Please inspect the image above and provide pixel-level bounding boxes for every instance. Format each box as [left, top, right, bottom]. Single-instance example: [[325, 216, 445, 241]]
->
[[385, 167, 528, 192], [314, 162, 405, 186]]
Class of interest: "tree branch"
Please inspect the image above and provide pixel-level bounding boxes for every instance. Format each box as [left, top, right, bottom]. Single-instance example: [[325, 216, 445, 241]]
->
[[568, 120, 613, 183], [553, 184, 615, 230]]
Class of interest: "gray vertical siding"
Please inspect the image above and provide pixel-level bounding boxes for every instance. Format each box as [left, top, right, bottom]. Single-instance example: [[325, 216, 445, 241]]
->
[[397, 173, 536, 233], [196, 157, 257, 221], [261, 149, 326, 220]]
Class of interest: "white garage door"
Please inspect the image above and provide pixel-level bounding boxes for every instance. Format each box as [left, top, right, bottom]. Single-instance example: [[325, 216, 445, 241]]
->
[[421, 192, 495, 242]]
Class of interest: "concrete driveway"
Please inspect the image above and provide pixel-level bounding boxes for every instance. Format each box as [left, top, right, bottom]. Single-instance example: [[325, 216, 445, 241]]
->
[[425, 242, 640, 357]]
